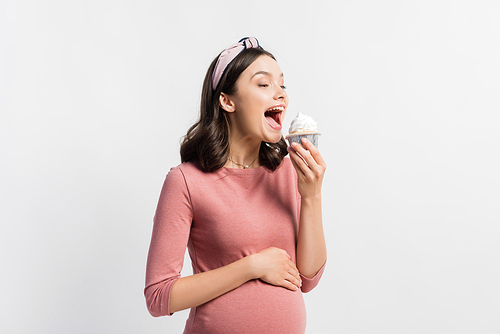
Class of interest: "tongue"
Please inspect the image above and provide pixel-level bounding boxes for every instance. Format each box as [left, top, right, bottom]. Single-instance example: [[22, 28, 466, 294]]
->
[[265, 115, 280, 128]]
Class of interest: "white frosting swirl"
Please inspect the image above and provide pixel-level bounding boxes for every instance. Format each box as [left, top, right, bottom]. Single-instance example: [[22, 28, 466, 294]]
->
[[288, 111, 318, 134]]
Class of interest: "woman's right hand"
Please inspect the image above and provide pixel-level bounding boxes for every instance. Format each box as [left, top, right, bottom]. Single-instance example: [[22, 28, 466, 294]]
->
[[248, 247, 302, 291]]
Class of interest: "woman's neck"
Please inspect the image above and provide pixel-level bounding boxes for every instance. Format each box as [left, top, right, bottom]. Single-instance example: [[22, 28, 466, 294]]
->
[[225, 136, 262, 169]]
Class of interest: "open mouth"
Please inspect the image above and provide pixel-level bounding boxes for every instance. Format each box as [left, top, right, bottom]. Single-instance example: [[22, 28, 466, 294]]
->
[[264, 106, 284, 130]]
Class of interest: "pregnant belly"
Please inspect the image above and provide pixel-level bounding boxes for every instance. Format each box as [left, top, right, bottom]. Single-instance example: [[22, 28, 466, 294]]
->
[[184, 279, 306, 334]]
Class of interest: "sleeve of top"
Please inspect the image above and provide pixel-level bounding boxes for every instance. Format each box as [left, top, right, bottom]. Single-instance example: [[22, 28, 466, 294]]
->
[[144, 166, 193, 317], [300, 262, 326, 293]]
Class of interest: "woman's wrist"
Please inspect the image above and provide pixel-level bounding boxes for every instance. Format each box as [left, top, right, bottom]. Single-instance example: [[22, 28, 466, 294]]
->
[[301, 193, 322, 205], [242, 253, 261, 281]]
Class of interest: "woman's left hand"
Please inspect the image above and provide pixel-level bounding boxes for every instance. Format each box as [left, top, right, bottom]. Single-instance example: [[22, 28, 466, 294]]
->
[[287, 138, 327, 199]]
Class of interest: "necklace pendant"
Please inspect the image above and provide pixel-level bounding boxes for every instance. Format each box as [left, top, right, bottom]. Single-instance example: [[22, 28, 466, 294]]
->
[[244, 165, 249, 169]]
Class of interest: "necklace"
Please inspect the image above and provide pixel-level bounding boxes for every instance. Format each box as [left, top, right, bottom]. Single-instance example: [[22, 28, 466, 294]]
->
[[228, 155, 259, 169]]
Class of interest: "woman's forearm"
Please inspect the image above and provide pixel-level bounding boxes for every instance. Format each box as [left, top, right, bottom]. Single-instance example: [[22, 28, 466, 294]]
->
[[287, 139, 327, 279], [296, 195, 327, 278], [169, 246, 302, 313], [169, 256, 255, 313]]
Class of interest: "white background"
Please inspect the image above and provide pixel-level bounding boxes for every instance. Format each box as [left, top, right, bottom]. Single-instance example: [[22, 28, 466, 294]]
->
[[1, 1, 499, 333]]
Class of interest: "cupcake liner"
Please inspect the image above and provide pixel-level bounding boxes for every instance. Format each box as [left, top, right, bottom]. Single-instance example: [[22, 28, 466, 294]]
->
[[285, 133, 321, 148]]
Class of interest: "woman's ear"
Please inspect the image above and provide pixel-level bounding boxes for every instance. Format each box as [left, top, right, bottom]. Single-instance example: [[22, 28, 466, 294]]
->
[[219, 93, 235, 113]]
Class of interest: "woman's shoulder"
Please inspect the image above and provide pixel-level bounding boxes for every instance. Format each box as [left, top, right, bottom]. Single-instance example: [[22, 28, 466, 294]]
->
[[168, 160, 204, 178], [159, 161, 206, 194], [262, 156, 297, 181], [274, 156, 295, 174], [281, 156, 293, 169]]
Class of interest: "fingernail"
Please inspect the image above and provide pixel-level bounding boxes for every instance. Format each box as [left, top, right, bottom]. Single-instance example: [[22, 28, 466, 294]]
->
[[291, 142, 297, 147], [301, 138, 308, 144]]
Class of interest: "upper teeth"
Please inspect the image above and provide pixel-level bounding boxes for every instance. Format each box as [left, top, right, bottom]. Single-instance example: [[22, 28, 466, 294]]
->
[[267, 106, 285, 112]]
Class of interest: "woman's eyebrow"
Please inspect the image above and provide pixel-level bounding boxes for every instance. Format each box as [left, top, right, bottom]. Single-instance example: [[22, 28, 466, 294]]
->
[[251, 71, 284, 79]]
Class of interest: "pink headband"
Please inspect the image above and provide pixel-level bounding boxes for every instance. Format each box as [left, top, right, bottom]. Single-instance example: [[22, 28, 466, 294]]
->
[[212, 37, 261, 90]]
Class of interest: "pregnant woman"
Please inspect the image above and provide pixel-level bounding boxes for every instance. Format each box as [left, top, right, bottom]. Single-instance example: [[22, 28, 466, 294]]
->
[[144, 37, 327, 334]]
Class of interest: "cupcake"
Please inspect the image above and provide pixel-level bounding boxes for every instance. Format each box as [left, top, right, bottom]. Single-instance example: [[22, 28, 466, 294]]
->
[[285, 111, 321, 147]]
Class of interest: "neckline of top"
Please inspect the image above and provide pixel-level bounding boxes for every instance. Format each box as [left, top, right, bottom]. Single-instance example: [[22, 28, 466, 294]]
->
[[219, 164, 268, 174]]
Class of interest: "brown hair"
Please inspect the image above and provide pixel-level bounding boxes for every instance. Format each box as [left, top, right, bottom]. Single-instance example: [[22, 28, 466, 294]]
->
[[180, 47, 288, 172]]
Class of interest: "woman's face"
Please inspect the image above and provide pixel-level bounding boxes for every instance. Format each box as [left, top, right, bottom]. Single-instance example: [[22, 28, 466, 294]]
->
[[226, 55, 288, 144]]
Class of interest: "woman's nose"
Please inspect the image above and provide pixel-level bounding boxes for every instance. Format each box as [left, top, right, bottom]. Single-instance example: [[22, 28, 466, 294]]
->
[[274, 85, 287, 100]]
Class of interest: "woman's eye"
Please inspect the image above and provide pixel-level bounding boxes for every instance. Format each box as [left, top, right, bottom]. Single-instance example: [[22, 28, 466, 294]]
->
[[259, 84, 269, 87], [281, 85, 287, 90]]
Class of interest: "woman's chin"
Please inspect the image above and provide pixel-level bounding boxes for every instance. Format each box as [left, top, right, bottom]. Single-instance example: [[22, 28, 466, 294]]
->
[[263, 134, 283, 144]]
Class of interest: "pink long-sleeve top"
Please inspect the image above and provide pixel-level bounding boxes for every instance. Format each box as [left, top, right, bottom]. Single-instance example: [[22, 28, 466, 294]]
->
[[144, 157, 325, 334]]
